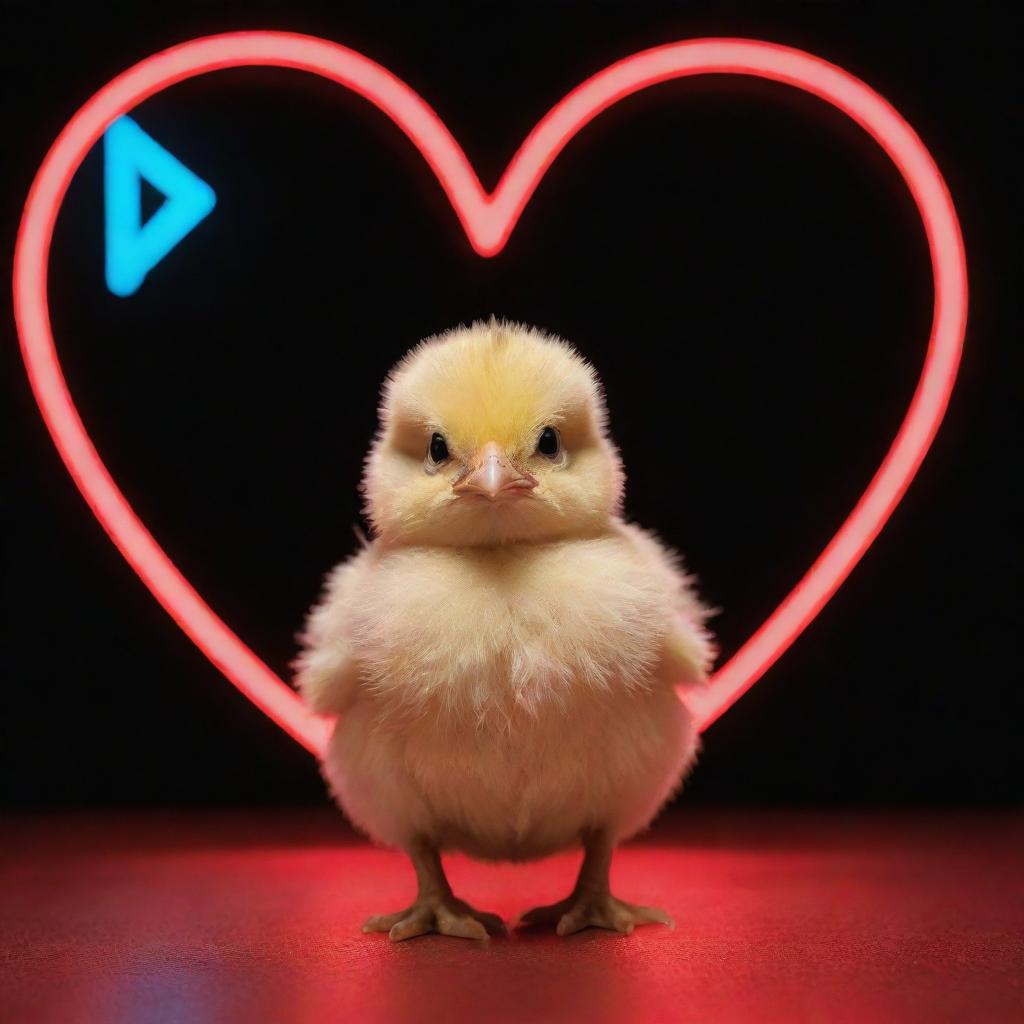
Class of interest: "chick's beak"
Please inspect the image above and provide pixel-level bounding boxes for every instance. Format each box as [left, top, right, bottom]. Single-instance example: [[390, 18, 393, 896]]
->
[[453, 441, 537, 500]]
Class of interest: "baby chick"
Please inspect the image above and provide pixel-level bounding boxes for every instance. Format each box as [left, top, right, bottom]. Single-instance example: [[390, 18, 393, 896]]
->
[[296, 319, 714, 941]]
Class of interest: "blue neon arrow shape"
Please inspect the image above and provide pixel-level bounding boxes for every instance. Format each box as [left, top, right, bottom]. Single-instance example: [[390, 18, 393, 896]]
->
[[104, 116, 216, 297]]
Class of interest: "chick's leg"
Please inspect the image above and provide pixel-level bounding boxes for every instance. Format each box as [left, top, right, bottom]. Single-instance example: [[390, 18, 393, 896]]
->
[[362, 837, 505, 943], [519, 828, 673, 935]]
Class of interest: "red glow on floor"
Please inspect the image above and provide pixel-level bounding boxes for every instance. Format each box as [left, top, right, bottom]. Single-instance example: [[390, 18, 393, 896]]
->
[[2, 810, 1021, 1023], [13, 34, 967, 754]]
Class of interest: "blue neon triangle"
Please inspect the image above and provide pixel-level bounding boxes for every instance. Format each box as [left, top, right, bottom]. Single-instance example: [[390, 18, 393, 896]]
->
[[104, 116, 216, 297]]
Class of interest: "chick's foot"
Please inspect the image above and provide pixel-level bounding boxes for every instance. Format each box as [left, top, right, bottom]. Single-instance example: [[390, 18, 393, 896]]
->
[[518, 827, 673, 936], [519, 891, 673, 935], [363, 895, 505, 942], [362, 837, 505, 942]]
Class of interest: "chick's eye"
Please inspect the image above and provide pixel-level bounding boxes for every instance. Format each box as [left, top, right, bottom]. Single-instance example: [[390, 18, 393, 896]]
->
[[428, 432, 450, 464], [537, 426, 560, 458]]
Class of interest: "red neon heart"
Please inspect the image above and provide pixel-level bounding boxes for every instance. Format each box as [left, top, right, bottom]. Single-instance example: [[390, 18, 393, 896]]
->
[[13, 33, 967, 756]]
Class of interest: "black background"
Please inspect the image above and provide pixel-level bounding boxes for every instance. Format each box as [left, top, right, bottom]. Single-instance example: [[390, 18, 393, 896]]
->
[[3, 1, 1019, 808]]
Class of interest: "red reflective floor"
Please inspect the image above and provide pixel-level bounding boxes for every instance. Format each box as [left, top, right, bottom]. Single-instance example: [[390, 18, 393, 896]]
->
[[2, 809, 1022, 1023]]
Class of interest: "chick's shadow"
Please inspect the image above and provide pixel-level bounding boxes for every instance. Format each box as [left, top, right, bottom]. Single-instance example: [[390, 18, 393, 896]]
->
[[367, 923, 647, 1023]]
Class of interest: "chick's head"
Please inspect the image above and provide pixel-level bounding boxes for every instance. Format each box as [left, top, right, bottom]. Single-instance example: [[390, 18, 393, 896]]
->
[[363, 320, 624, 546]]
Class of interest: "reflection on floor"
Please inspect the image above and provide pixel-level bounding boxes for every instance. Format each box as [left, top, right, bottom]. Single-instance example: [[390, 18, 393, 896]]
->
[[2, 808, 1022, 1023]]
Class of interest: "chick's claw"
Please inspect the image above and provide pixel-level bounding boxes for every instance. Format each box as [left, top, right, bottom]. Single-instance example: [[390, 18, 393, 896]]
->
[[520, 892, 674, 936], [363, 897, 506, 943]]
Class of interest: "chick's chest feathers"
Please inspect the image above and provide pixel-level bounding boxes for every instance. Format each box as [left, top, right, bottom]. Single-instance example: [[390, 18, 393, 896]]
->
[[340, 523, 702, 718]]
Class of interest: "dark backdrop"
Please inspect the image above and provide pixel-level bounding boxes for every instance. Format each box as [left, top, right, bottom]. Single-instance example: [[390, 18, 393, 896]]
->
[[3, 1, 1019, 807]]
